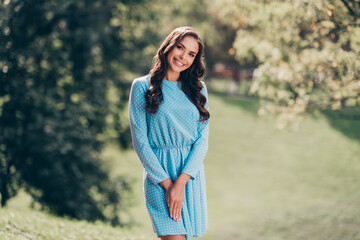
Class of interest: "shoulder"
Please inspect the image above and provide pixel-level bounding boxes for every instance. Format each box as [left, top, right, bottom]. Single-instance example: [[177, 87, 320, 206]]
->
[[200, 80, 208, 96], [200, 80, 207, 89], [131, 75, 150, 92], [132, 75, 150, 86]]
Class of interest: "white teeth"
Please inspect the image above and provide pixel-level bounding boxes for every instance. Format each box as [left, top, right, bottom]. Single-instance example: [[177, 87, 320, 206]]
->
[[174, 58, 184, 67]]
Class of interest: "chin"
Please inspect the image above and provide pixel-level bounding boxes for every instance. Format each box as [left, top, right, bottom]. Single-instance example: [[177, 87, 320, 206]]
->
[[171, 65, 186, 73]]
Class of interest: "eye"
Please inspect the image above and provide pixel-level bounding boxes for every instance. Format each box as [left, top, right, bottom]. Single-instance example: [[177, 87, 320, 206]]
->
[[176, 45, 182, 49], [189, 53, 195, 58]]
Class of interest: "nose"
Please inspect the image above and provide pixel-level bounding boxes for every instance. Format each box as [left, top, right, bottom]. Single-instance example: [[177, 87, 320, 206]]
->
[[179, 51, 184, 59]]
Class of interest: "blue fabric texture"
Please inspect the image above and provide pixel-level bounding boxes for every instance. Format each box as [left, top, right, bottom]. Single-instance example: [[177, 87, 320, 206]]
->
[[129, 75, 209, 239]]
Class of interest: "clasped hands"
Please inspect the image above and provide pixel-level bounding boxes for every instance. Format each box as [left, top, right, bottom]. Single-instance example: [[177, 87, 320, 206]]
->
[[159, 173, 191, 222]]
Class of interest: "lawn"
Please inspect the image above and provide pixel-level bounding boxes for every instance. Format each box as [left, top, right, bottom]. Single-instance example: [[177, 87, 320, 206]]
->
[[0, 207, 144, 240], [4, 83, 360, 240]]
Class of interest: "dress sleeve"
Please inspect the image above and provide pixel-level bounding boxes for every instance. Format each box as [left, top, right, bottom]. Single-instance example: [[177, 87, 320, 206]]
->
[[181, 82, 210, 180], [129, 79, 170, 185]]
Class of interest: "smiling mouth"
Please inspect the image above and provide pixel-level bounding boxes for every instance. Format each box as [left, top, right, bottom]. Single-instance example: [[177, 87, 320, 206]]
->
[[174, 58, 185, 67]]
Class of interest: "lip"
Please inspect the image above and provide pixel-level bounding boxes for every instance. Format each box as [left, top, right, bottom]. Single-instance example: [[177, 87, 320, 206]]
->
[[174, 58, 185, 67]]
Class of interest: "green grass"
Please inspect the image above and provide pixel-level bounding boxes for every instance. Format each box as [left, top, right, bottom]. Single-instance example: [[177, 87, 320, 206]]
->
[[4, 88, 360, 240], [0, 207, 146, 240], [203, 94, 360, 240], [205, 77, 254, 97]]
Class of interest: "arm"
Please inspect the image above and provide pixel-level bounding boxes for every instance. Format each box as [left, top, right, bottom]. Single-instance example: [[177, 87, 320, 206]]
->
[[129, 79, 170, 185], [181, 82, 210, 180]]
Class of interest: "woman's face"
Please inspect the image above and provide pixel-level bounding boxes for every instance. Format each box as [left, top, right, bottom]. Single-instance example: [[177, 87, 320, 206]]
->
[[166, 36, 199, 74]]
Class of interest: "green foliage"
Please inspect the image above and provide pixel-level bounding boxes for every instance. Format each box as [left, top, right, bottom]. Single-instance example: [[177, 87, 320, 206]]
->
[[0, 0, 152, 225], [212, 0, 360, 128]]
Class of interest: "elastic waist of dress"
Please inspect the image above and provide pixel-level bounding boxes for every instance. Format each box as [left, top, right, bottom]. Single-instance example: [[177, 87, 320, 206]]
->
[[151, 144, 193, 150]]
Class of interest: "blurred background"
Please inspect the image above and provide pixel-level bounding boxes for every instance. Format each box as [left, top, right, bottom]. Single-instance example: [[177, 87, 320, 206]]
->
[[1, 0, 360, 239]]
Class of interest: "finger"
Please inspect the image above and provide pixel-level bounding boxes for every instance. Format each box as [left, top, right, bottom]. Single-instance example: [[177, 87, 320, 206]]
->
[[166, 192, 171, 208], [177, 203, 183, 220], [169, 201, 175, 219], [166, 193, 170, 207], [174, 201, 180, 221], [172, 201, 178, 221]]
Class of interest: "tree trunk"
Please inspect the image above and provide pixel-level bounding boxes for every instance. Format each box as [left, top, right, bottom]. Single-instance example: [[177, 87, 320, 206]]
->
[[0, 159, 11, 207]]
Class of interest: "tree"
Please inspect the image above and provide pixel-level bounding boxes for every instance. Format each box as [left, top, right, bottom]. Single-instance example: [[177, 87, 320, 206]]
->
[[0, 0, 153, 225], [212, 0, 360, 129]]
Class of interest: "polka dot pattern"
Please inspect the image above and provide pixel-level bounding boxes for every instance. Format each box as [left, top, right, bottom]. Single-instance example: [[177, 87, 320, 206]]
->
[[129, 75, 210, 240]]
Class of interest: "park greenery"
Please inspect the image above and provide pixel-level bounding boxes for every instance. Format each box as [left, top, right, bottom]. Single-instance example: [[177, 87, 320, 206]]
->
[[0, 0, 155, 225], [0, 0, 359, 236], [211, 0, 360, 128]]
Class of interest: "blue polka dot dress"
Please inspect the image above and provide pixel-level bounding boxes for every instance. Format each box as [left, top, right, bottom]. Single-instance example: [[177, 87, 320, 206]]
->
[[129, 75, 209, 239]]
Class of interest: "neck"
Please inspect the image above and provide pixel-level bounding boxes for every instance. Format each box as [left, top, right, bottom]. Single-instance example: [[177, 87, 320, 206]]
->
[[165, 70, 180, 82]]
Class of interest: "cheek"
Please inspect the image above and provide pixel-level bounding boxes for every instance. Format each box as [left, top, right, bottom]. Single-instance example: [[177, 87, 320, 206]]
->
[[167, 52, 175, 64], [187, 57, 195, 66], [171, 48, 180, 55]]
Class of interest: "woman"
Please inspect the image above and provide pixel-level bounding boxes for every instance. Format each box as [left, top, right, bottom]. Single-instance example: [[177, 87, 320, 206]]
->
[[129, 26, 210, 240]]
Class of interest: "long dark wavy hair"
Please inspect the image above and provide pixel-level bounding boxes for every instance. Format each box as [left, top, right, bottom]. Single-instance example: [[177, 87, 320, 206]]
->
[[144, 26, 210, 122]]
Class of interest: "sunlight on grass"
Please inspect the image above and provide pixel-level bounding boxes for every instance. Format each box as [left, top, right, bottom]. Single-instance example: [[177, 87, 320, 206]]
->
[[204, 94, 360, 240], [0, 208, 146, 240]]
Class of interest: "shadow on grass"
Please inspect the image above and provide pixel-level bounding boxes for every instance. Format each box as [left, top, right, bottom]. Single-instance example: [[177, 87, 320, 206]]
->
[[321, 108, 360, 142]]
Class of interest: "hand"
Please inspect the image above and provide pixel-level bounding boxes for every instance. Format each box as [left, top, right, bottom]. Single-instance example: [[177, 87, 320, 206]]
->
[[159, 178, 179, 220], [166, 182, 185, 222], [159, 174, 191, 222]]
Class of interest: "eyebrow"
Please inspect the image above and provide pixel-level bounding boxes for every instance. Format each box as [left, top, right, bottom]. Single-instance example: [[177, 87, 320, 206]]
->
[[178, 42, 198, 55]]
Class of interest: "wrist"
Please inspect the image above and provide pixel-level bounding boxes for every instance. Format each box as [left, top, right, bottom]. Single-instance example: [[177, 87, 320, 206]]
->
[[175, 173, 191, 188], [159, 178, 173, 191]]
